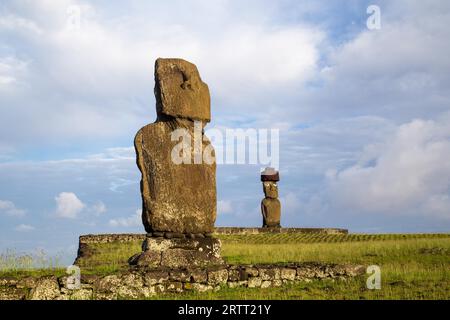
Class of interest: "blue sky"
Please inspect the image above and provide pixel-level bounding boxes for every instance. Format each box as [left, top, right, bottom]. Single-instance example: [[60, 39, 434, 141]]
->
[[1, 0, 450, 264]]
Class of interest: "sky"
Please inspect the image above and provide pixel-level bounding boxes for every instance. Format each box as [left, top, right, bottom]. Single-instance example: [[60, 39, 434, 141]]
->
[[1, 0, 450, 264]]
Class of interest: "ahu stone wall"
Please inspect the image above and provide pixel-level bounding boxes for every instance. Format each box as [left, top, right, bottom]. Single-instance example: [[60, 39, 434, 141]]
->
[[0, 263, 364, 300]]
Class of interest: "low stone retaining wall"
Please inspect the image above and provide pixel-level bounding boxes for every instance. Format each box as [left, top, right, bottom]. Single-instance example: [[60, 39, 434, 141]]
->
[[214, 227, 348, 235], [79, 233, 145, 244], [77, 227, 349, 245], [0, 263, 365, 300]]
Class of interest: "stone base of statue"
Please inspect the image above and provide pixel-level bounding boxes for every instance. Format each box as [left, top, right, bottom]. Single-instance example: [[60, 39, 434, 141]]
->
[[129, 234, 224, 269]]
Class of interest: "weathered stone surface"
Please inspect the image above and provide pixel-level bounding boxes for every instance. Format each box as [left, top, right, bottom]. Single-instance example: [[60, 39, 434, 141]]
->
[[80, 274, 99, 285], [0, 277, 17, 287], [272, 279, 283, 287], [207, 268, 228, 285], [296, 267, 316, 279], [95, 275, 122, 292], [227, 268, 241, 282], [258, 267, 280, 280], [166, 281, 183, 293], [244, 267, 259, 277], [261, 198, 281, 226], [135, 58, 216, 235], [16, 276, 37, 289], [29, 276, 60, 300], [248, 277, 262, 288], [227, 281, 247, 288], [94, 292, 118, 300], [153, 231, 164, 237], [190, 269, 208, 283], [281, 268, 296, 281], [134, 237, 223, 268], [187, 283, 213, 292], [105, 274, 145, 299], [143, 270, 169, 286], [132, 250, 161, 268], [342, 265, 366, 276], [0, 286, 26, 300], [69, 288, 93, 300], [116, 286, 142, 299], [121, 273, 144, 288], [161, 249, 197, 268], [170, 270, 191, 282]]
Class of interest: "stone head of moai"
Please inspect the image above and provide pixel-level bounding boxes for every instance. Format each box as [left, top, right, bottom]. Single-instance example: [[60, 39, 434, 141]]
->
[[261, 167, 281, 228], [154, 58, 211, 122], [134, 58, 216, 236]]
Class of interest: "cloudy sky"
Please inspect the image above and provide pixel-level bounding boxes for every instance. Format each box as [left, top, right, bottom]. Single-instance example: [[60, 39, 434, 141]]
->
[[1, 0, 449, 264]]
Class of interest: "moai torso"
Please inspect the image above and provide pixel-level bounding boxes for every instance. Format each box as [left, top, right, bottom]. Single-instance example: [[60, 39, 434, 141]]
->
[[135, 58, 216, 234], [261, 168, 281, 228]]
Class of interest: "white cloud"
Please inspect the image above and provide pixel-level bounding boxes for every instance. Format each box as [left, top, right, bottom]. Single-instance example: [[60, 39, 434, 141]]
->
[[327, 115, 450, 219], [303, 1, 450, 122], [0, 0, 324, 149], [0, 56, 29, 90], [90, 201, 106, 216], [280, 192, 301, 215], [109, 209, 141, 227], [217, 200, 233, 215], [198, 25, 323, 101], [0, 13, 42, 34], [87, 147, 135, 160], [15, 224, 35, 232], [0, 199, 26, 216], [54, 192, 85, 219]]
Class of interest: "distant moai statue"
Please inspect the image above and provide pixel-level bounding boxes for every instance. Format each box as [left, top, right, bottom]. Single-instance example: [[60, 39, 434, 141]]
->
[[261, 168, 281, 228]]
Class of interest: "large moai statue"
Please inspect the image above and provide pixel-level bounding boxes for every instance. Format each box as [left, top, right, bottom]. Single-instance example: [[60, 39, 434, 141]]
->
[[130, 58, 223, 268], [261, 168, 281, 228]]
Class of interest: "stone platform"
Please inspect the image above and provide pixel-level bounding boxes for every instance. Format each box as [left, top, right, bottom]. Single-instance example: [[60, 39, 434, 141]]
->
[[214, 227, 348, 235], [76, 226, 348, 245], [129, 236, 224, 268], [74, 228, 348, 268]]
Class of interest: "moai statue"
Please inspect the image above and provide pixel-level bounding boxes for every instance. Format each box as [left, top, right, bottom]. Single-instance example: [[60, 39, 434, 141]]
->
[[130, 58, 223, 268], [261, 167, 281, 228]]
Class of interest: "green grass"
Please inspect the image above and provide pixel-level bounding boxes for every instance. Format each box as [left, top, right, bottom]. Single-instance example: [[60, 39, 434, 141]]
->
[[218, 232, 450, 244], [76, 241, 142, 275], [221, 237, 450, 265], [0, 249, 66, 278], [1, 233, 449, 299]]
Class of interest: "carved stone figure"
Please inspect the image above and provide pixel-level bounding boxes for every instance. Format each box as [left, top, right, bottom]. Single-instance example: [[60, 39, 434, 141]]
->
[[130, 58, 223, 268], [261, 168, 281, 228]]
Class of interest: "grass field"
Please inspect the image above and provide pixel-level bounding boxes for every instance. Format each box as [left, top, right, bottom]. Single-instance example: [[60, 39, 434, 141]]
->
[[1, 233, 449, 299]]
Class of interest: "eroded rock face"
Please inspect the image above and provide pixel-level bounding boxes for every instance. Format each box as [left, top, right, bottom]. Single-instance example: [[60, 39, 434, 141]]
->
[[135, 58, 216, 234], [130, 237, 224, 268], [29, 276, 60, 300]]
